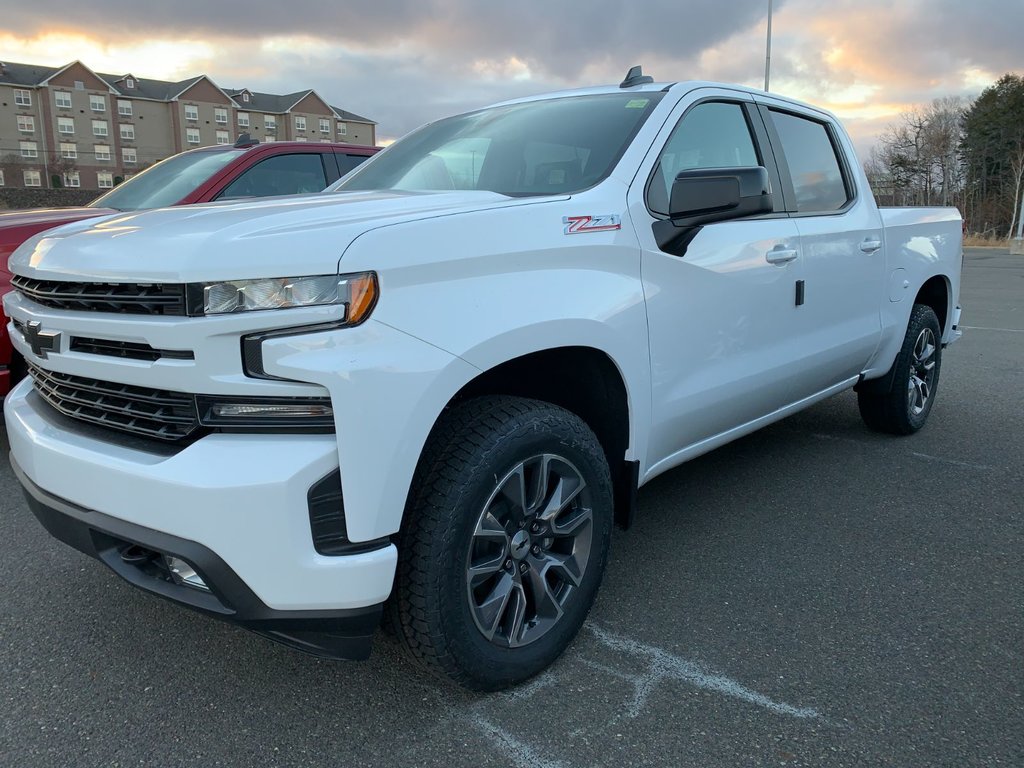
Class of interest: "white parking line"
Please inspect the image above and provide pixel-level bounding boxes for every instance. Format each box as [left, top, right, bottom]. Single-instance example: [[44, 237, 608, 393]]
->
[[960, 326, 1024, 333], [587, 625, 821, 720], [471, 713, 569, 768]]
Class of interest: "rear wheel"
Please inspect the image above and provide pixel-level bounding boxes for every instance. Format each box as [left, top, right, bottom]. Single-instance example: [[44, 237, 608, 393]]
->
[[858, 303, 942, 435], [390, 395, 613, 690]]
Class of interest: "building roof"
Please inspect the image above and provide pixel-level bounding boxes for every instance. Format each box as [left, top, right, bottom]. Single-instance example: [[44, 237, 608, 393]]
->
[[225, 88, 309, 114], [0, 61, 59, 87], [0, 59, 375, 124], [330, 106, 376, 125]]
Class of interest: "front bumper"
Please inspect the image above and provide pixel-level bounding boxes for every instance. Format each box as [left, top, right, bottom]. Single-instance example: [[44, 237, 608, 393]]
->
[[14, 458, 383, 659], [5, 377, 398, 616]]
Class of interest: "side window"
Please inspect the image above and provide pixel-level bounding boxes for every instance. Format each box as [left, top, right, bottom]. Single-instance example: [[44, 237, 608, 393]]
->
[[218, 153, 328, 200], [337, 153, 372, 175], [769, 110, 849, 212], [648, 102, 759, 215]]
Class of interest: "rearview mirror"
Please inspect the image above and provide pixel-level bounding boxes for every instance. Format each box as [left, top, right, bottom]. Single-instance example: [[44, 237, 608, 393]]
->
[[669, 166, 773, 226]]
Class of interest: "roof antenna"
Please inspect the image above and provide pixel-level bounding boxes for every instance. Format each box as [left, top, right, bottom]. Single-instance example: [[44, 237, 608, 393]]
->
[[619, 65, 653, 88], [234, 132, 257, 147]]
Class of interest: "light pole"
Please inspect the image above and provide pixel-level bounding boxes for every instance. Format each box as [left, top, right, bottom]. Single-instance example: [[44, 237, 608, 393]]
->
[[764, 0, 773, 92]]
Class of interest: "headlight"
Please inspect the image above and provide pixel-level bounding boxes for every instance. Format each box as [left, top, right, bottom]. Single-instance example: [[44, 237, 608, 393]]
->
[[196, 272, 378, 320]]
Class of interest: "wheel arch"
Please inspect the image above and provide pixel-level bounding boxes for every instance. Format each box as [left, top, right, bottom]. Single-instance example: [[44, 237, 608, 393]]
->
[[914, 274, 951, 334], [413, 346, 638, 529]]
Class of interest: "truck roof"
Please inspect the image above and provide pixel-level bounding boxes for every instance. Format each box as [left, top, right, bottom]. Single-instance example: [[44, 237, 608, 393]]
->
[[489, 79, 837, 123]]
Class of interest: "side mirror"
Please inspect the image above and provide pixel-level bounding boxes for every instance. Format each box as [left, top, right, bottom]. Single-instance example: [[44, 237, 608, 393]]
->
[[668, 166, 773, 226]]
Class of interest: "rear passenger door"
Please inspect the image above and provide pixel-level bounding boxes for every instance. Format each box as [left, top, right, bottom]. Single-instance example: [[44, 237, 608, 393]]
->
[[757, 102, 885, 387]]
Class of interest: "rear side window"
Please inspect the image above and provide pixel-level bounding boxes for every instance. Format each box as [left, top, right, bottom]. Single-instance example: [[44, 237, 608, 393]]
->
[[337, 152, 373, 175], [770, 110, 849, 212], [648, 102, 759, 215], [218, 153, 328, 199]]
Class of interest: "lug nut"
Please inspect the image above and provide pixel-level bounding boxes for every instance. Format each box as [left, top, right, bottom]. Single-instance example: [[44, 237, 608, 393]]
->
[[531, 544, 541, 555], [505, 559, 513, 570], [530, 522, 540, 533], [519, 562, 529, 574]]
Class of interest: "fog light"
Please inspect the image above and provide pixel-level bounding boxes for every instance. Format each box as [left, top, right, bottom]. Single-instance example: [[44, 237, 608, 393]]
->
[[210, 403, 333, 418], [165, 556, 211, 592]]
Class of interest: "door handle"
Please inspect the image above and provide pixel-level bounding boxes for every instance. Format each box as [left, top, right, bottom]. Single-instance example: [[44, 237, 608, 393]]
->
[[765, 247, 798, 265], [859, 238, 882, 253]]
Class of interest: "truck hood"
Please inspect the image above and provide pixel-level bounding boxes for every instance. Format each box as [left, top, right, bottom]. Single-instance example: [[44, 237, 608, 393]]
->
[[9, 191, 558, 283]]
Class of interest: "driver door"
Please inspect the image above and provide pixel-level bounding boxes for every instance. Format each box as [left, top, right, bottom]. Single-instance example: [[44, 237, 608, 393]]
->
[[628, 91, 809, 472]]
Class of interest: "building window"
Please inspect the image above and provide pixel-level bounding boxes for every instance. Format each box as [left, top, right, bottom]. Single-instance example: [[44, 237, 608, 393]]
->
[[97, 171, 114, 189], [19, 141, 38, 158], [24, 169, 42, 187], [94, 144, 111, 161], [60, 142, 77, 159], [216, 130, 230, 144], [294, 115, 306, 131], [264, 115, 276, 131], [126, 77, 135, 89], [90, 94, 106, 112], [14, 89, 32, 106], [337, 122, 347, 136], [187, 128, 201, 144], [118, 99, 132, 116], [0, 170, 4, 186], [55, 91, 72, 109], [17, 115, 34, 133], [319, 118, 330, 134], [74, 80, 85, 90], [120, 123, 135, 140], [243, 92, 250, 103], [92, 120, 108, 137], [63, 171, 80, 188], [185, 104, 199, 121], [295, 136, 308, 142], [58, 117, 75, 135], [320, 138, 332, 143], [122, 147, 137, 164], [215, 107, 228, 124], [262, 136, 275, 143], [237, 112, 250, 128]]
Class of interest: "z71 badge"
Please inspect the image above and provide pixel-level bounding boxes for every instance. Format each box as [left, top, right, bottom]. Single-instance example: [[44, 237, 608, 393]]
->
[[562, 214, 622, 235]]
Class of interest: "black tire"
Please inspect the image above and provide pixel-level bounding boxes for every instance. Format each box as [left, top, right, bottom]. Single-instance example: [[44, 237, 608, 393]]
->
[[389, 395, 613, 690], [857, 304, 942, 435]]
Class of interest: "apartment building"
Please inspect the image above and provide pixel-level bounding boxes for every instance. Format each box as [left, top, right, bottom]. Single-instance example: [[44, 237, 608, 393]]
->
[[0, 59, 376, 190]]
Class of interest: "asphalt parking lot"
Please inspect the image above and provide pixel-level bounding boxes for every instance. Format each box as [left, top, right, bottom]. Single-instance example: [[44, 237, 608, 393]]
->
[[1, 247, 1021, 767]]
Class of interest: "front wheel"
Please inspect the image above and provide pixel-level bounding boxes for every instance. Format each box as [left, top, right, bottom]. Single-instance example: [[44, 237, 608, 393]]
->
[[857, 303, 942, 435], [390, 395, 613, 690]]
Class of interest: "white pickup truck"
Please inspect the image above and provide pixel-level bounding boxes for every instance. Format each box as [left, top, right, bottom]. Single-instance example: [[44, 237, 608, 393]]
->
[[4, 68, 962, 690]]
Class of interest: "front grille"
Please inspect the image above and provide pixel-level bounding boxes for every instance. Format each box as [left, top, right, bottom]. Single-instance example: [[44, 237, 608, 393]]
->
[[28, 364, 199, 441], [12, 275, 188, 315], [70, 336, 195, 362]]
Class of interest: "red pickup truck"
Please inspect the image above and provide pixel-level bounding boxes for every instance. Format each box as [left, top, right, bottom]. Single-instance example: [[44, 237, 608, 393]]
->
[[0, 138, 379, 395]]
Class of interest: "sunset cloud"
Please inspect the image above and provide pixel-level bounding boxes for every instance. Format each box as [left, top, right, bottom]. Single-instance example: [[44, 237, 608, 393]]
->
[[1, 0, 1020, 150]]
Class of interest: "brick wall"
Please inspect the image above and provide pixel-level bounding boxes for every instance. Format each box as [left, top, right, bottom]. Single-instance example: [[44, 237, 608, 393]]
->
[[0, 188, 100, 210]]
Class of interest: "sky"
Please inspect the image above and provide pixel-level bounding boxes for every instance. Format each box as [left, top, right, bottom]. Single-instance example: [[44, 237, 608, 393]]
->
[[1, 0, 1022, 155]]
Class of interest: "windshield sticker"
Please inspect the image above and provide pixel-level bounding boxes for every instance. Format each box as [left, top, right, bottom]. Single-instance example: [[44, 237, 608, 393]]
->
[[625, 99, 650, 109], [563, 214, 622, 235]]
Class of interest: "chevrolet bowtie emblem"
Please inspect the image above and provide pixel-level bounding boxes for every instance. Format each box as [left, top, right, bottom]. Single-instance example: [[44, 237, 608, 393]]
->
[[23, 320, 62, 359]]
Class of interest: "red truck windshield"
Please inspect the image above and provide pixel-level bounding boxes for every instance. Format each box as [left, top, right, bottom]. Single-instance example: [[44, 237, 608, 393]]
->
[[89, 149, 245, 211]]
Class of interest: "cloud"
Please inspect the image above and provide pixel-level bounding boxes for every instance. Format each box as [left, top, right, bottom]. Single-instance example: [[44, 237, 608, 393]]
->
[[1, 0, 1021, 147]]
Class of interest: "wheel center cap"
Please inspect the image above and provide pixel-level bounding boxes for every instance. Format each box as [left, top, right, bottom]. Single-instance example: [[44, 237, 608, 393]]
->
[[510, 530, 531, 560]]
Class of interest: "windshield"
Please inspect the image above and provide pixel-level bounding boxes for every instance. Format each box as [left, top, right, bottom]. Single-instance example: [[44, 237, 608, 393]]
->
[[89, 148, 245, 211], [336, 92, 664, 197]]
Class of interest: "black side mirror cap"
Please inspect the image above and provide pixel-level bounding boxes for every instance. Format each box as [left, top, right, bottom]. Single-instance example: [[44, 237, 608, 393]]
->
[[669, 166, 773, 226]]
